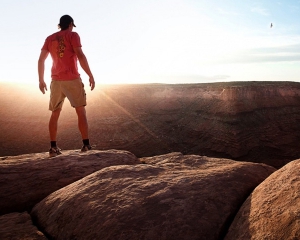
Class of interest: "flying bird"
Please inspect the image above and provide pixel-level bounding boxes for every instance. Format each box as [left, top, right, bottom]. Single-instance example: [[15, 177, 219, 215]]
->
[[270, 23, 273, 28]]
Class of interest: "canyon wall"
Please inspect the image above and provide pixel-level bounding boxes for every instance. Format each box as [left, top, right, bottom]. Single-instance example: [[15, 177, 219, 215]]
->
[[1, 81, 300, 168]]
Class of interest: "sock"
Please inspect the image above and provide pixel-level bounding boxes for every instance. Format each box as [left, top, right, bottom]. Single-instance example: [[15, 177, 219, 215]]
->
[[83, 139, 90, 146], [50, 141, 57, 148]]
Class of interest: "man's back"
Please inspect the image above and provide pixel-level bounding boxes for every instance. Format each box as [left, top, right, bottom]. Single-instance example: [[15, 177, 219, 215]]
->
[[42, 30, 82, 80]]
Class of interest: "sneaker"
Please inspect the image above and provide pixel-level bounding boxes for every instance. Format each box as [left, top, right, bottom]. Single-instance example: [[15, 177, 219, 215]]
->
[[49, 147, 62, 157], [81, 145, 92, 152]]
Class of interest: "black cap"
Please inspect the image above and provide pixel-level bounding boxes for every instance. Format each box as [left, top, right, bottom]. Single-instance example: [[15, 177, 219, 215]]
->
[[58, 15, 76, 29]]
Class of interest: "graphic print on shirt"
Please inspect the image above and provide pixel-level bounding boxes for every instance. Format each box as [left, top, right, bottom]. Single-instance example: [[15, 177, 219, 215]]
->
[[57, 36, 66, 58]]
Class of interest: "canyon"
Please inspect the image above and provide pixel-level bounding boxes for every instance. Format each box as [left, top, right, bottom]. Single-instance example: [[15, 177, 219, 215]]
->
[[2, 81, 300, 168]]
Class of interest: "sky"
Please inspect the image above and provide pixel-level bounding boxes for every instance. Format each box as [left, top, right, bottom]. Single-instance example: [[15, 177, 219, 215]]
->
[[1, 0, 300, 85]]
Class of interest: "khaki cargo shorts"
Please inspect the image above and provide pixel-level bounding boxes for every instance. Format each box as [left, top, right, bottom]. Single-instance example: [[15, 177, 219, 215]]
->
[[49, 78, 86, 111]]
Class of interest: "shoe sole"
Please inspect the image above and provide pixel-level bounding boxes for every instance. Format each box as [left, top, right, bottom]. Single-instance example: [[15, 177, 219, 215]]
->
[[49, 152, 62, 157], [81, 146, 92, 152]]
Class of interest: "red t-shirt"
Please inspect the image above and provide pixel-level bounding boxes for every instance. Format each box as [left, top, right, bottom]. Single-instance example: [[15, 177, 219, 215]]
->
[[42, 30, 82, 80]]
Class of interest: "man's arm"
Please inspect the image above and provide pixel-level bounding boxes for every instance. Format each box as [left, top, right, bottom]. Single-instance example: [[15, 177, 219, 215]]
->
[[38, 50, 49, 94], [73, 47, 95, 90]]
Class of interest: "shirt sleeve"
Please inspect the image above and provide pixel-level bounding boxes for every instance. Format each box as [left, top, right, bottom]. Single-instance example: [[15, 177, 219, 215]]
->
[[71, 32, 82, 48], [41, 37, 49, 51]]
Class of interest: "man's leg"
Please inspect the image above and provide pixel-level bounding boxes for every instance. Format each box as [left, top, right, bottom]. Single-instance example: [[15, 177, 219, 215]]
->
[[75, 106, 89, 140], [75, 106, 91, 151], [48, 108, 62, 156], [49, 108, 61, 141]]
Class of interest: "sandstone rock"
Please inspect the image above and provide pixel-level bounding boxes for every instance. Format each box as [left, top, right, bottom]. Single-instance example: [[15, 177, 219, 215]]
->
[[225, 159, 300, 240], [31, 153, 275, 240], [0, 212, 46, 240], [0, 150, 139, 215]]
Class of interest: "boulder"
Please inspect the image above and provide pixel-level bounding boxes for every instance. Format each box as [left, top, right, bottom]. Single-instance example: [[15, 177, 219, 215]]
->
[[0, 150, 139, 215], [225, 159, 300, 240], [0, 212, 46, 240], [31, 153, 275, 240]]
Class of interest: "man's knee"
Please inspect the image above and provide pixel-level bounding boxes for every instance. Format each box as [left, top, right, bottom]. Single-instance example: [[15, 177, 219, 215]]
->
[[50, 108, 61, 119], [52, 108, 61, 114], [75, 106, 87, 118], [75, 105, 86, 113]]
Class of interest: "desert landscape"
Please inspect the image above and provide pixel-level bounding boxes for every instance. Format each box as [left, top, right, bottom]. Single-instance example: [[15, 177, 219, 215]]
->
[[1, 81, 300, 239], [2, 81, 300, 168]]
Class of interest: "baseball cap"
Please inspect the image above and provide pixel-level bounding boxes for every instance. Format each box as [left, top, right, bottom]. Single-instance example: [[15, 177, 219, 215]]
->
[[59, 15, 76, 29]]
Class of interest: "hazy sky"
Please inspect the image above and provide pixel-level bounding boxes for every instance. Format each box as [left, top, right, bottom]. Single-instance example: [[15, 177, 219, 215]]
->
[[1, 0, 300, 85]]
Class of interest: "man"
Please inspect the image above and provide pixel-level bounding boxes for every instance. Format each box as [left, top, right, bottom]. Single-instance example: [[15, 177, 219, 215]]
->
[[38, 15, 95, 157]]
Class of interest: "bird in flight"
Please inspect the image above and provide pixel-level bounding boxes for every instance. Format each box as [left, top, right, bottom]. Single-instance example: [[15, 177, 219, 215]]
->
[[270, 23, 273, 28]]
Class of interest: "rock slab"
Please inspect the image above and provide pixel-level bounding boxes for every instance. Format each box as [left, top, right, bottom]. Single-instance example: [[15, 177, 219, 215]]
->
[[0, 150, 139, 215], [31, 153, 275, 240], [0, 212, 46, 240], [225, 159, 300, 240]]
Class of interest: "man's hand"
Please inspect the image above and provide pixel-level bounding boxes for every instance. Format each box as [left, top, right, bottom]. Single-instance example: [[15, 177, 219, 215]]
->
[[39, 81, 47, 94], [89, 76, 95, 91]]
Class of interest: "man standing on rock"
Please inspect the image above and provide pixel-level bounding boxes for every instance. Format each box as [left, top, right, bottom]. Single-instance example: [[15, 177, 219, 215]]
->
[[38, 15, 95, 157]]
